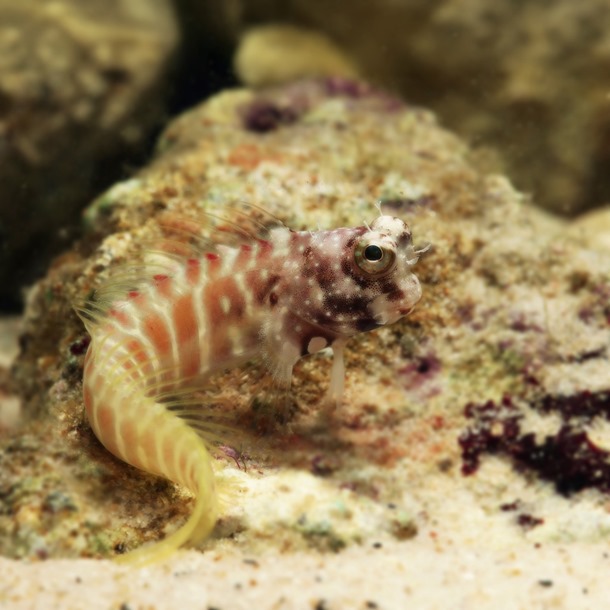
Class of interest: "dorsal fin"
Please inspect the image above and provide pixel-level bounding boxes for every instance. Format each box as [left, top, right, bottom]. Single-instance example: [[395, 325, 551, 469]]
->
[[75, 199, 288, 329], [154, 199, 286, 253]]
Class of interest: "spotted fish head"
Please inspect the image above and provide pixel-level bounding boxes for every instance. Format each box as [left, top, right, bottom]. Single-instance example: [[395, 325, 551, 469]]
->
[[284, 215, 423, 340], [356, 215, 423, 327]]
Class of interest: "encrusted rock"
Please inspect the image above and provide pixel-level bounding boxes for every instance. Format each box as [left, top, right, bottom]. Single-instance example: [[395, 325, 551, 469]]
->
[[3, 78, 610, 603], [188, 0, 610, 215]]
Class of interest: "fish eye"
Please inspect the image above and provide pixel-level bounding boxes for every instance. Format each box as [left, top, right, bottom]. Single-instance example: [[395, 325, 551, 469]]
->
[[364, 244, 383, 261], [355, 239, 396, 276]]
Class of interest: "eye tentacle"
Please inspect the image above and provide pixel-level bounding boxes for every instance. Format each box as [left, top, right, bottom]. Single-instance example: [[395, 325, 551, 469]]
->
[[414, 242, 432, 256]]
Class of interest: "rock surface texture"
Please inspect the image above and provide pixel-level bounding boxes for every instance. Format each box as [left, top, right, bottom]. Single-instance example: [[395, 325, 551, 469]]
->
[[199, 0, 610, 215], [3, 79, 610, 608], [0, 0, 178, 306]]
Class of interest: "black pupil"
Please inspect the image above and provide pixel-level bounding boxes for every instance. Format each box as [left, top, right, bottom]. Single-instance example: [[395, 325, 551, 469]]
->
[[364, 244, 383, 262]]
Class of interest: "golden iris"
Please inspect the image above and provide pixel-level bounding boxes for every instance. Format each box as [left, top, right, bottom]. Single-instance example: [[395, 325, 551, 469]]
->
[[354, 239, 396, 276]]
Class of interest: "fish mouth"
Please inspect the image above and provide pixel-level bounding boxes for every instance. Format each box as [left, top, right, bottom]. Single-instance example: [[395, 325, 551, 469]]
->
[[373, 309, 402, 325]]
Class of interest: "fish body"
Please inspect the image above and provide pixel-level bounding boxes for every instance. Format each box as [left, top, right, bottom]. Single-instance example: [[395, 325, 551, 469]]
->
[[79, 209, 422, 564]]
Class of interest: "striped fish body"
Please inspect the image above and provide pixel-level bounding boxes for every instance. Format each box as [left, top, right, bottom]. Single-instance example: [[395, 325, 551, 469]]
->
[[79, 212, 422, 564]]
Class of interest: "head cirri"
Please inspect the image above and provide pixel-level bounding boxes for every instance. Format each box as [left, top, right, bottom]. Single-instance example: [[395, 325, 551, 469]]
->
[[279, 215, 423, 340]]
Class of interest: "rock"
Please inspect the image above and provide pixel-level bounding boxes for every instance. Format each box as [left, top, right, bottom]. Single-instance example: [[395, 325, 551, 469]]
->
[[234, 24, 360, 87], [0, 315, 20, 369], [0, 0, 178, 308], [188, 0, 610, 215], [0, 315, 22, 432], [4, 79, 610, 606], [565, 205, 610, 253]]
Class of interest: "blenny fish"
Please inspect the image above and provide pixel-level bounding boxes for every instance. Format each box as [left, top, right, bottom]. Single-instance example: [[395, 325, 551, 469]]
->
[[77, 204, 423, 565]]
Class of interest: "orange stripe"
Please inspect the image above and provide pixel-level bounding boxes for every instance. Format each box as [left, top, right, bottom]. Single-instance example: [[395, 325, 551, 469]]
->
[[126, 338, 149, 363], [186, 258, 201, 285], [173, 294, 197, 343], [126, 338, 154, 379], [203, 277, 245, 359], [108, 307, 133, 328], [172, 293, 200, 378], [141, 310, 172, 357], [256, 239, 273, 261], [91, 374, 106, 396], [120, 417, 145, 470], [235, 244, 253, 267], [204, 253, 221, 279], [83, 383, 94, 419], [153, 274, 173, 299], [96, 401, 120, 456]]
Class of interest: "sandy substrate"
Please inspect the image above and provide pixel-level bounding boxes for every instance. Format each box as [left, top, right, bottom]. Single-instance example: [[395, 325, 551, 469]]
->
[[0, 538, 604, 610]]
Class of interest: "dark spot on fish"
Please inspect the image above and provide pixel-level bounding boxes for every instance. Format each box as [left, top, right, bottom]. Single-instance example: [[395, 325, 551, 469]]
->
[[315, 259, 336, 291], [356, 318, 381, 332], [302, 246, 334, 286], [255, 274, 281, 305], [379, 279, 400, 295], [341, 257, 372, 289], [302, 246, 315, 278], [386, 288, 405, 302], [324, 294, 368, 315], [231, 299, 245, 319], [345, 233, 361, 248]]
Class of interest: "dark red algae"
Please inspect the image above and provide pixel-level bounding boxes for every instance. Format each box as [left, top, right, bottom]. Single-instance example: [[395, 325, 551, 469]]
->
[[69, 335, 90, 355], [459, 390, 610, 495], [242, 99, 299, 133], [324, 77, 374, 98], [323, 77, 405, 111]]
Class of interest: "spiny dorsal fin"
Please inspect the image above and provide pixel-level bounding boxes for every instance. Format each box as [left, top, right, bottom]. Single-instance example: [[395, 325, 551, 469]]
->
[[75, 199, 288, 329], [154, 199, 286, 253]]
